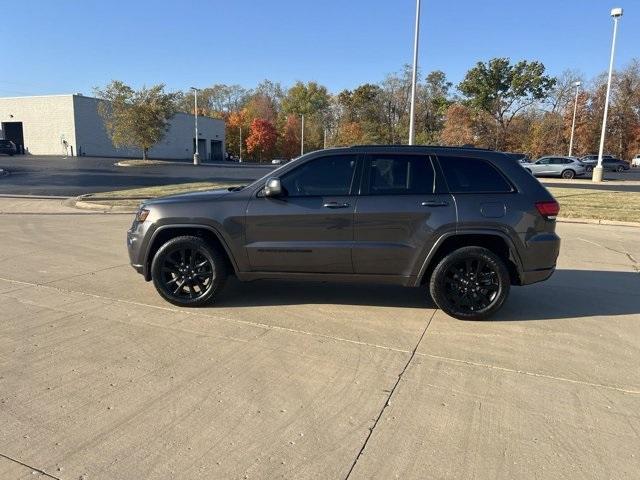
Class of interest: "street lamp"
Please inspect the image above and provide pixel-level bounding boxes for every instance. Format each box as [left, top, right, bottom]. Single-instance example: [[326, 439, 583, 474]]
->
[[593, 7, 623, 183], [568, 81, 581, 157], [190, 87, 200, 165], [408, 0, 421, 145], [300, 114, 305, 156]]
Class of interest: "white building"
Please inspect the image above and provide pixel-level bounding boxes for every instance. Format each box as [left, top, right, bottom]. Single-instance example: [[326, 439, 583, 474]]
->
[[0, 94, 225, 160]]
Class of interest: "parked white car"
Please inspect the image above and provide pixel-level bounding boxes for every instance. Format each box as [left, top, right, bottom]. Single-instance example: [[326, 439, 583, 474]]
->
[[632, 154, 640, 167]]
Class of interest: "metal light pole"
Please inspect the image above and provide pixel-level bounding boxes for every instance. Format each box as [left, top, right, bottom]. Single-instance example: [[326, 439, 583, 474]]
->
[[239, 126, 243, 163], [300, 114, 305, 156], [191, 87, 200, 165], [568, 81, 581, 157], [408, 0, 421, 145], [594, 7, 623, 183]]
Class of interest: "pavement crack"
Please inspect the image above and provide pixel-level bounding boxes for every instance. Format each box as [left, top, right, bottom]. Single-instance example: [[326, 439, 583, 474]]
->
[[343, 309, 437, 479], [578, 238, 639, 272], [417, 353, 640, 395], [0, 452, 61, 479]]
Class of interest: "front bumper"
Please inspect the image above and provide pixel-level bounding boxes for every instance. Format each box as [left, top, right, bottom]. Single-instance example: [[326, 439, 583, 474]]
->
[[127, 222, 149, 277]]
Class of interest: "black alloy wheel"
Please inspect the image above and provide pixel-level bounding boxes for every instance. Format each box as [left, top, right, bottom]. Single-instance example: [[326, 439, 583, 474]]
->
[[429, 247, 510, 320], [151, 236, 227, 307]]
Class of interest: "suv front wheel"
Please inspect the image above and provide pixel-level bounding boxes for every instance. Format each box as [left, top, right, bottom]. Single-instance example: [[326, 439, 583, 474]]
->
[[429, 246, 510, 320], [151, 235, 227, 307]]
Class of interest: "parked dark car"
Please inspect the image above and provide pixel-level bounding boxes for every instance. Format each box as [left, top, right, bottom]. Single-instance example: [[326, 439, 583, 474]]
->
[[127, 146, 561, 320], [0, 139, 17, 156], [580, 154, 630, 172]]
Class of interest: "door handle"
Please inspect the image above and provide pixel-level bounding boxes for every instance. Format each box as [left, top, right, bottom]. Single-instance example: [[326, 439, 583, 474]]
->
[[421, 200, 449, 207], [323, 202, 350, 209]]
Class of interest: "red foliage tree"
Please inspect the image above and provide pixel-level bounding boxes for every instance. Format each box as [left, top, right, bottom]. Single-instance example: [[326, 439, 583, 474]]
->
[[245, 118, 277, 161], [280, 114, 301, 159]]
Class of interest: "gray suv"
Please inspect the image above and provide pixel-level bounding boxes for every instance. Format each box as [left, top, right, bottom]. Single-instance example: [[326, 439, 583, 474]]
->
[[127, 146, 560, 320], [525, 156, 587, 179]]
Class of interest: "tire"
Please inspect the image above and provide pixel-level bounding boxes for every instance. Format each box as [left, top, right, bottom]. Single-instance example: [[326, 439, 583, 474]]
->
[[561, 169, 575, 179], [151, 235, 227, 307], [616, 166, 624, 172], [429, 246, 510, 321], [586, 166, 593, 172]]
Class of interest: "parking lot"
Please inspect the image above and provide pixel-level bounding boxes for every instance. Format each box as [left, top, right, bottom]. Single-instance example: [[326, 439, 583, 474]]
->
[[0, 197, 639, 479]]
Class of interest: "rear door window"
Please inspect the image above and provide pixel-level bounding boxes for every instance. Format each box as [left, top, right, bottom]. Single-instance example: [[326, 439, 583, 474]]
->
[[438, 156, 513, 193]]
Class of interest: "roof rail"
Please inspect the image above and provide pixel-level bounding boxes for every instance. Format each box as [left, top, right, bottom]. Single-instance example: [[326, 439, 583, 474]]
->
[[347, 144, 495, 151]]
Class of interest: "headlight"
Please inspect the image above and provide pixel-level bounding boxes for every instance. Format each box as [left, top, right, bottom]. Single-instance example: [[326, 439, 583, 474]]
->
[[135, 208, 150, 223]]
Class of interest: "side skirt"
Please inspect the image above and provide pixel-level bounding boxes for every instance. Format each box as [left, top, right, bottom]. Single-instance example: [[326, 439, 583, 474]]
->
[[235, 271, 416, 287]]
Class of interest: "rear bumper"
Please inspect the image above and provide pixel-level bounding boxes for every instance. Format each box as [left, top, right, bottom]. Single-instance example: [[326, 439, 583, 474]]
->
[[518, 231, 560, 285], [521, 267, 555, 285]]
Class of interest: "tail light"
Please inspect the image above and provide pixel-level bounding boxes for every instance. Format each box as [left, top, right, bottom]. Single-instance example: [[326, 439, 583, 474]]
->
[[535, 201, 560, 219]]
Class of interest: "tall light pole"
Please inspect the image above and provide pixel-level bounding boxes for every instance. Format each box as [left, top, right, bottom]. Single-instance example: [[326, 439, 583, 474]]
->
[[239, 125, 242, 163], [300, 114, 305, 156], [408, 0, 421, 145], [568, 81, 581, 157], [190, 87, 200, 165], [594, 7, 623, 183]]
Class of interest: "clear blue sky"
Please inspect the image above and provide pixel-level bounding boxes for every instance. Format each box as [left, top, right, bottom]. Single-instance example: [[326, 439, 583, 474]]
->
[[2, 0, 637, 97]]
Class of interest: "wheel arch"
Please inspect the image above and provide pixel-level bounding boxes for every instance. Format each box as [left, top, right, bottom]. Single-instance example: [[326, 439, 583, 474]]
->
[[416, 231, 523, 287], [143, 225, 237, 281]]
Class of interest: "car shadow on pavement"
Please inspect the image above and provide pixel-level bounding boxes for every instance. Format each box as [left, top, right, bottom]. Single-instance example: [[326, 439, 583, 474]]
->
[[214, 269, 640, 318], [494, 269, 640, 321], [215, 277, 432, 309]]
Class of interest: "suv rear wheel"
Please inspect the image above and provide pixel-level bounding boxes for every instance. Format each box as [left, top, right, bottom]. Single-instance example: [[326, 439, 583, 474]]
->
[[561, 169, 575, 179], [151, 235, 227, 307], [429, 246, 510, 320]]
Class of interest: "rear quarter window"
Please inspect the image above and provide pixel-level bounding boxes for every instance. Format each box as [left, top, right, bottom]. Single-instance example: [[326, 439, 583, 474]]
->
[[438, 156, 513, 193]]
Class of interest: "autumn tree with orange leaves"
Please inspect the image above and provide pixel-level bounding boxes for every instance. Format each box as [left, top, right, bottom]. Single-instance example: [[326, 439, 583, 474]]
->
[[246, 118, 277, 161]]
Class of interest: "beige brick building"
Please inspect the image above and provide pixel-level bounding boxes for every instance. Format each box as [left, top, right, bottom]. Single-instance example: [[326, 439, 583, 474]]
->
[[0, 94, 225, 160]]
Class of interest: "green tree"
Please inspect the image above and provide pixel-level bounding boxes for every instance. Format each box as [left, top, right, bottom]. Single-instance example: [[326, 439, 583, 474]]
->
[[459, 58, 556, 148], [417, 70, 452, 143], [282, 82, 331, 152], [282, 81, 330, 116], [95, 81, 179, 159], [337, 84, 384, 142]]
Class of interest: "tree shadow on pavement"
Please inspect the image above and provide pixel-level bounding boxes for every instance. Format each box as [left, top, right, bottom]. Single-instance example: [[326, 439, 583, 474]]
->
[[214, 269, 640, 318]]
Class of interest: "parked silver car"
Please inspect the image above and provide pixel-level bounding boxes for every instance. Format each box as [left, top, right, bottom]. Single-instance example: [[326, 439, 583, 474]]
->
[[524, 156, 587, 179]]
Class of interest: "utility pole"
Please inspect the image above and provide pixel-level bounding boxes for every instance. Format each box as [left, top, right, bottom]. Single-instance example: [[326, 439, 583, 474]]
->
[[239, 126, 242, 163], [190, 87, 200, 165], [594, 8, 623, 183], [300, 114, 305, 156], [408, 0, 421, 145], [568, 81, 581, 156]]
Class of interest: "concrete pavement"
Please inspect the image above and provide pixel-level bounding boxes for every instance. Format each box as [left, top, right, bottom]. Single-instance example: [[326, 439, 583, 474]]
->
[[0, 198, 639, 479]]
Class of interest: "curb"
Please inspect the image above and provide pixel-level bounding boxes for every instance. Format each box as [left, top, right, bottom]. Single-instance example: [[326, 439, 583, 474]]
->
[[557, 217, 640, 228], [114, 161, 167, 167], [72, 195, 140, 213]]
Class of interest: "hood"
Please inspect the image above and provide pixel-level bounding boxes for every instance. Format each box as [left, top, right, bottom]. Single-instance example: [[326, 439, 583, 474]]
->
[[144, 188, 233, 206]]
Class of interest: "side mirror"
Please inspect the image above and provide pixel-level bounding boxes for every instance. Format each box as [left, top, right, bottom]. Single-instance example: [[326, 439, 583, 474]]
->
[[264, 177, 282, 197]]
